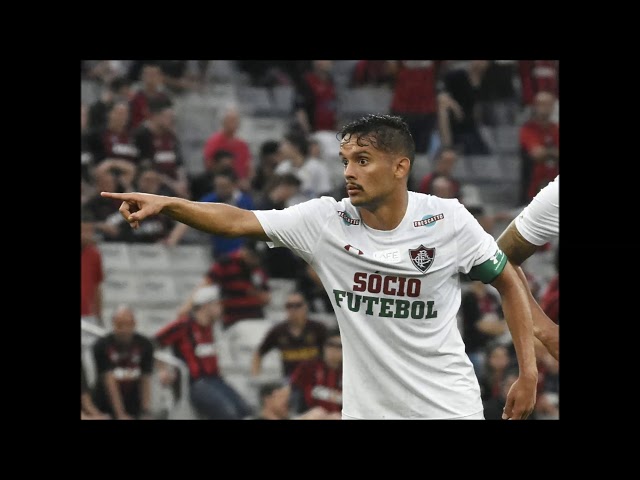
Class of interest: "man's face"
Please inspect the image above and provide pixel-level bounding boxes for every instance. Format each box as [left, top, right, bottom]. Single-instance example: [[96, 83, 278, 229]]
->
[[142, 65, 163, 90], [340, 134, 402, 208], [112, 309, 136, 345], [214, 175, 235, 201], [534, 92, 556, 120], [285, 294, 307, 323], [108, 103, 129, 130]]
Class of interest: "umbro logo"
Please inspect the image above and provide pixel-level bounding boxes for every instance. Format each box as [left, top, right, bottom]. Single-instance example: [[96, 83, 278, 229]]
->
[[344, 244, 364, 255]]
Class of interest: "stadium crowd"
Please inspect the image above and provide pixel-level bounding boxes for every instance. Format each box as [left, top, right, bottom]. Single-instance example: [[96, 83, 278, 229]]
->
[[81, 60, 559, 420]]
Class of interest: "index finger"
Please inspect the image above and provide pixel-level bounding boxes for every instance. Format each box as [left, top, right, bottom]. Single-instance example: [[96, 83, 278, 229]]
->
[[101, 191, 128, 200]]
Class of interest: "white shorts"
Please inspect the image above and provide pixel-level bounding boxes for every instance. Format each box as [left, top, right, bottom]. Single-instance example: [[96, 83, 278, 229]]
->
[[342, 410, 485, 420]]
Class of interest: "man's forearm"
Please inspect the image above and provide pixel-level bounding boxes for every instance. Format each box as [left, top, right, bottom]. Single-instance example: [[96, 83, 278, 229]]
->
[[160, 197, 268, 240], [514, 266, 559, 360], [493, 265, 537, 377]]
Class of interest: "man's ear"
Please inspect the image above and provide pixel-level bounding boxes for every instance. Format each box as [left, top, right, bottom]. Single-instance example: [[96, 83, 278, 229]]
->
[[395, 157, 411, 180]]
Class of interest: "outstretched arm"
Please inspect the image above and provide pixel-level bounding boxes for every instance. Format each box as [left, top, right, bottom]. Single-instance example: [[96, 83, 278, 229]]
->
[[490, 260, 538, 420], [101, 191, 270, 241], [497, 220, 559, 361]]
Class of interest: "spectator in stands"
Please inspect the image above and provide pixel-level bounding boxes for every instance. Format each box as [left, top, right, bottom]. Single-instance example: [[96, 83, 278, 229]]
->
[[81, 210, 104, 328], [91, 305, 155, 420], [518, 90, 559, 205], [274, 131, 333, 205], [293, 60, 338, 134], [478, 343, 514, 403], [155, 60, 202, 94], [178, 242, 271, 331], [388, 60, 443, 154], [202, 105, 253, 191], [350, 60, 394, 87], [460, 281, 507, 378], [189, 149, 236, 202], [254, 173, 304, 280], [84, 165, 133, 241], [417, 146, 462, 200], [251, 140, 283, 197], [133, 97, 190, 199], [166, 168, 255, 257], [249, 382, 340, 420], [251, 292, 329, 380], [84, 60, 131, 86], [86, 101, 139, 165], [155, 285, 253, 419], [81, 103, 95, 192], [437, 60, 492, 155], [296, 263, 334, 314], [478, 61, 519, 126], [289, 327, 343, 417], [518, 61, 559, 109], [81, 358, 111, 420], [88, 76, 133, 130], [128, 63, 172, 130]]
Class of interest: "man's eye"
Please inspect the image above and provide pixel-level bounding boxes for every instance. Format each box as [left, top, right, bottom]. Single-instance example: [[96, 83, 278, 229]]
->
[[342, 159, 348, 167], [358, 159, 368, 165]]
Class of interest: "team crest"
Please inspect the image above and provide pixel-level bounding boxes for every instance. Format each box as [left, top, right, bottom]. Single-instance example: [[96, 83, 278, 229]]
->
[[409, 245, 436, 273]]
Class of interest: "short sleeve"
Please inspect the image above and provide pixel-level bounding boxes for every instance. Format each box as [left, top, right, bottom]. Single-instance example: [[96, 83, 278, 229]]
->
[[253, 197, 336, 264], [454, 200, 500, 274], [515, 175, 559, 246]]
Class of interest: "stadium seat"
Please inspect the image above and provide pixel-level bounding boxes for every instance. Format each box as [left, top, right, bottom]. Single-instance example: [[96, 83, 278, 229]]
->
[[135, 273, 179, 306], [129, 244, 172, 271], [98, 242, 132, 273], [102, 272, 138, 307], [135, 307, 176, 337], [168, 245, 211, 273]]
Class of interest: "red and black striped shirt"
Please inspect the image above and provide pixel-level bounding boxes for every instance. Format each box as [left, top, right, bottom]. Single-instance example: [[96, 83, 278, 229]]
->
[[290, 359, 342, 413], [206, 251, 269, 329], [155, 314, 219, 381]]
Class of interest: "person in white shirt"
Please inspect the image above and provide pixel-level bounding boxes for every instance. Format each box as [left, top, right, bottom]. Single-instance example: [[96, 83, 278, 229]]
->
[[102, 114, 538, 420], [274, 131, 333, 205], [497, 175, 559, 361]]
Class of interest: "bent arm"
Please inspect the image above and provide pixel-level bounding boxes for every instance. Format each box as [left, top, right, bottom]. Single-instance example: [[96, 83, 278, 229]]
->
[[497, 221, 559, 360], [490, 261, 537, 379]]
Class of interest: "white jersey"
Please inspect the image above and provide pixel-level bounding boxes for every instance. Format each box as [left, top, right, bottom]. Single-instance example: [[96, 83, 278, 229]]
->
[[254, 191, 503, 419], [515, 175, 559, 246]]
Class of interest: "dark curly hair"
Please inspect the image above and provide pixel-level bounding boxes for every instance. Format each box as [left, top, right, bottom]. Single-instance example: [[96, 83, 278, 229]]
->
[[336, 114, 415, 171]]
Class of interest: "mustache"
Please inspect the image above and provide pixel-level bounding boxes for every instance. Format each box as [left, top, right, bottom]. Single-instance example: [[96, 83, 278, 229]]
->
[[346, 183, 362, 190]]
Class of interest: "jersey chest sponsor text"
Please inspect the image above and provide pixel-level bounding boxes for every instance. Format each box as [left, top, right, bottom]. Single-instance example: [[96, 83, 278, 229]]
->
[[332, 271, 437, 320]]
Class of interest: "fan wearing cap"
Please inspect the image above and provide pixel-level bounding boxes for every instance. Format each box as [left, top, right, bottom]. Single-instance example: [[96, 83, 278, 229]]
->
[[155, 285, 253, 419]]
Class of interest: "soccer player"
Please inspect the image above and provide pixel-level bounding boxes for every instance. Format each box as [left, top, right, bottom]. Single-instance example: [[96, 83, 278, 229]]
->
[[496, 175, 559, 361], [102, 114, 537, 420]]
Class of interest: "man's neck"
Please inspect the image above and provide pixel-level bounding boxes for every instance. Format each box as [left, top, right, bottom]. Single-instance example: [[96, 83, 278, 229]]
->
[[359, 189, 409, 231]]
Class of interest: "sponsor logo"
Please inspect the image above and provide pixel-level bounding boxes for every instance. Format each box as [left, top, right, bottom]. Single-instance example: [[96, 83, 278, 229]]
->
[[338, 211, 360, 226], [372, 248, 401, 264], [413, 213, 444, 228], [409, 245, 436, 273], [344, 244, 364, 255]]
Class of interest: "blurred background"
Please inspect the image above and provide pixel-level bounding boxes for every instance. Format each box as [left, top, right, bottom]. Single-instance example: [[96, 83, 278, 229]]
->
[[81, 60, 559, 420]]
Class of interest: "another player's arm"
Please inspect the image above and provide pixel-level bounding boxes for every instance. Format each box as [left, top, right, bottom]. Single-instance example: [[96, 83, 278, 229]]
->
[[497, 220, 559, 361], [101, 192, 270, 241]]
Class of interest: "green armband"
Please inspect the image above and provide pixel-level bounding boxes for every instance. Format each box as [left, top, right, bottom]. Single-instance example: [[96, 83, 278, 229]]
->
[[468, 248, 508, 284]]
